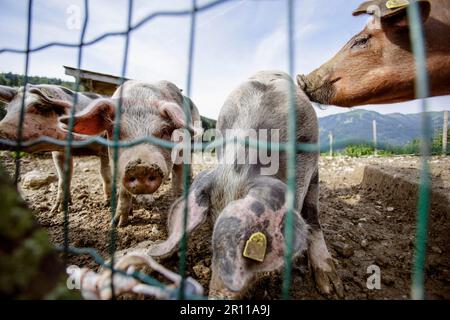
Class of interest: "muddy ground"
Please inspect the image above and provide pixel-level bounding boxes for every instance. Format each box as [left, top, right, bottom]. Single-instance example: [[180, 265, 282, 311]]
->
[[1, 152, 449, 300]]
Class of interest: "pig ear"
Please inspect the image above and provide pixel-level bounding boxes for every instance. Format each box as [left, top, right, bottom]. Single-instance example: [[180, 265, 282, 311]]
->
[[0, 85, 18, 102], [384, 1, 431, 28], [211, 178, 309, 293], [59, 98, 115, 135], [28, 86, 73, 113], [354, 0, 431, 27], [147, 171, 214, 258], [158, 101, 195, 133]]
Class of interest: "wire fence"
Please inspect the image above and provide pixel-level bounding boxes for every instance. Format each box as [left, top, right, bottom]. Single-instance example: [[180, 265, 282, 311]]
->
[[0, 0, 432, 300]]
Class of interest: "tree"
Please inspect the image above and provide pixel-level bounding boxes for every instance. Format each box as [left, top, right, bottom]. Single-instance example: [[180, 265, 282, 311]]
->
[[0, 72, 78, 90]]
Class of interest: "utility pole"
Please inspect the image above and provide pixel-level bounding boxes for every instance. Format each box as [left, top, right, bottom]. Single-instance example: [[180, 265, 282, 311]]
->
[[373, 120, 378, 156], [443, 110, 448, 155], [328, 131, 333, 157]]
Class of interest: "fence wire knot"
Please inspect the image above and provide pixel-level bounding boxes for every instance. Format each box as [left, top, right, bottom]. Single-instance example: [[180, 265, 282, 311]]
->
[[69, 252, 204, 300]]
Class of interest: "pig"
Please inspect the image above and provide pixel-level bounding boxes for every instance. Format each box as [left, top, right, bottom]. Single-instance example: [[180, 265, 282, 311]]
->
[[0, 84, 111, 212], [59, 80, 202, 227], [297, 0, 450, 107], [147, 71, 343, 299]]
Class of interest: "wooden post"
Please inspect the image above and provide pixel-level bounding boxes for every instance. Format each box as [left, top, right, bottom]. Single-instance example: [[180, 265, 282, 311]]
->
[[443, 110, 448, 155], [373, 120, 378, 156], [328, 131, 333, 157]]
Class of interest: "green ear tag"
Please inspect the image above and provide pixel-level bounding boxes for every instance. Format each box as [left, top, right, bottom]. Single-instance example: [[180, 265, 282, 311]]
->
[[243, 232, 267, 262], [386, 0, 410, 9]]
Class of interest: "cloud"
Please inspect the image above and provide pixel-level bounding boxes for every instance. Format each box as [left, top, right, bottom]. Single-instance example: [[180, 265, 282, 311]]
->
[[252, 27, 287, 71], [252, 22, 323, 73]]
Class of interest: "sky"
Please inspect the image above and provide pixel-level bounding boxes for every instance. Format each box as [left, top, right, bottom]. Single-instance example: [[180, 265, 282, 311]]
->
[[0, 0, 449, 119]]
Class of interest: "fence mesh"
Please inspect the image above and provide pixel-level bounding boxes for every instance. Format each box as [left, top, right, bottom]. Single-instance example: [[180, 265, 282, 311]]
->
[[0, 0, 431, 300]]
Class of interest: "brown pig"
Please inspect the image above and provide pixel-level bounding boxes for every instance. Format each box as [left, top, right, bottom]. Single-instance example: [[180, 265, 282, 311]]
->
[[297, 0, 450, 107], [0, 84, 111, 212], [147, 71, 343, 299], [59, 80, 202, 227]]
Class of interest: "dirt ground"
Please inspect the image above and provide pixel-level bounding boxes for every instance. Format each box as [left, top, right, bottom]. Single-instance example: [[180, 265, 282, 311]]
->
[[1, 152, 449, 300]]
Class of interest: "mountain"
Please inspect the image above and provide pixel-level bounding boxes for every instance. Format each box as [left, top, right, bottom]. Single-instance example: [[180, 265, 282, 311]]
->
[[318, 109, 449, 149]]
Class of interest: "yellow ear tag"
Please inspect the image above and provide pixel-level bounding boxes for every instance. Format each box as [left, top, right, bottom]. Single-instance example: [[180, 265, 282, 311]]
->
[[386, 0, 409, 9], [243, 232, 267, 262]]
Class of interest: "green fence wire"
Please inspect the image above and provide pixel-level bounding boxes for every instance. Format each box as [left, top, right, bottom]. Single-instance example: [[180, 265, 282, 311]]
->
[[62, 0, 89, 267], [178, 0, 197, 301], [107, 0, 134, 300], [13, 0, 32, 187], [0, 0, 431, 300], [281, 0, 297, 300], [407, 0, 431, 301]]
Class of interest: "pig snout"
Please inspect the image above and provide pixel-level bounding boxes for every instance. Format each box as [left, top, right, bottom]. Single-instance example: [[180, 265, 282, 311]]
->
[[296, 71, 327, 94], [123, 159, 163, 194], [0, 128, 6, 140], [0, 123, 21, 150], [0, 128, 12, 150], [296, 74, 309, 92], [297, 67, 340, 105], [0, 122, 15, 141]]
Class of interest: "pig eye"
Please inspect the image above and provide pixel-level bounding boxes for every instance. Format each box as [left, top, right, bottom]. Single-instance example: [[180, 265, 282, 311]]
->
[[28, 103, 54, 116], [157, 128, 172, 140], [351, 35, 371, 49], [29, 102, 66, 116]]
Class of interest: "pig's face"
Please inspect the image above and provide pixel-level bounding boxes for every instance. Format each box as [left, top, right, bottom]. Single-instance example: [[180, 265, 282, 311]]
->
[[147, 172, 309, 298], [0, 85, 74, 152], [60, 93, 195, 196], [114, 105, 174, 195], [297, 0, 432, 107]]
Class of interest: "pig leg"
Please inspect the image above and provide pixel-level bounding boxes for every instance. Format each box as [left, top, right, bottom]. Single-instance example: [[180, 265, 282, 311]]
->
[[114, 187, 133, 227], [301, 170, 343, 298], [99, 154, 112, 205], [51, 151, 73, 213], [171, 163, 191, 197]]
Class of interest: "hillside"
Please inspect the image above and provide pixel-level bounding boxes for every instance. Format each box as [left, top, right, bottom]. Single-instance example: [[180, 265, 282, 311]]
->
[[319, 109, 449, 148]]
